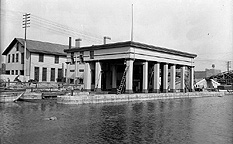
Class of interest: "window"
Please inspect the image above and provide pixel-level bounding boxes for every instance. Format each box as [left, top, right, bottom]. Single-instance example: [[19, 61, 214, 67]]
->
[[34, 67, 39, 81], [71, 52, 74, 64], [20, 70, 24, 75], [8, 55, 10, 63], [79, 79, 83, 84], [50, 68, 55, 81], [21, 53, 24, 64], [39, 53, 44, 62], [90, 51, 94, 59], [12, 54, 15, 63], [16, 43, 19, 51], [11, 70, 14, 75], [42, 67, 47, 81], [15, 70, 18, 75], [79, 69, 84, 72], [16, 53, 19, 62], [80, 51, 84, 63], [54, 55, 59, 64], [57, 68, 63, 82], [70, 70, 75, 72], [5, 70, 10, 75]]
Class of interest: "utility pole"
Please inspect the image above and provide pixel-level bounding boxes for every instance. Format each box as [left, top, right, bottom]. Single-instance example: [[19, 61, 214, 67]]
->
[[227, 61, 231, 72], [22, 13, 30, 82]]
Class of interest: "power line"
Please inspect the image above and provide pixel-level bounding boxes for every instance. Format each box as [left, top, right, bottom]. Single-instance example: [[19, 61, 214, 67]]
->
[[1, 8, 103, 43]]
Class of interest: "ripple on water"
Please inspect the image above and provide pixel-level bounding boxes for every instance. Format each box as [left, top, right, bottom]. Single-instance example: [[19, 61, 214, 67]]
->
[[0, 95, 232, 144]]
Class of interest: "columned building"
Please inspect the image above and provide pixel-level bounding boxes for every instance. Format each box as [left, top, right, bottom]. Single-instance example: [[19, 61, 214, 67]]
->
[[64, 40, 197, 93]]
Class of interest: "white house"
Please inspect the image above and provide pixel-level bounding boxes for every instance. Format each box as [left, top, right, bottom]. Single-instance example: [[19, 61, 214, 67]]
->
[[2, 38, 69, 82]]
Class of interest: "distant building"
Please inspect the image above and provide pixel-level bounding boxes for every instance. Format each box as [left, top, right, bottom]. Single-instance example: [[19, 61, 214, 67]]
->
[[205, 68, 221, 77], [195, 68, 221, 80], [2, 38, 69, 82]]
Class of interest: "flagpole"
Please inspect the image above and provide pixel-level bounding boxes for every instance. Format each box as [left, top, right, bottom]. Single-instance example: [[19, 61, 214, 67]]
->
[[131, 4, 134, 42]]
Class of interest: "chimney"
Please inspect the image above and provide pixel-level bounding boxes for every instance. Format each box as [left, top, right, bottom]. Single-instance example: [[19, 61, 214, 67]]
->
[[69, 37, 72, 49], [75, 39, 82, 48], [103, 36, 111, 44]]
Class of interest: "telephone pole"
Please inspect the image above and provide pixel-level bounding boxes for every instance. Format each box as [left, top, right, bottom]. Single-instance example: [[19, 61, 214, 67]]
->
[[227, 61, 231, 72], [22, 13, 30, 82]]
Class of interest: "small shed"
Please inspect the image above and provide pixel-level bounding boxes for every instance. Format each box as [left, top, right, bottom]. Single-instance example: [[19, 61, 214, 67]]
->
[[195, 78, 220, 89]]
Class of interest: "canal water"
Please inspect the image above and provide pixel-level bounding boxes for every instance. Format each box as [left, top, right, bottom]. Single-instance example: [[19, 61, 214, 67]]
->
[[0, 95, 232, 144]]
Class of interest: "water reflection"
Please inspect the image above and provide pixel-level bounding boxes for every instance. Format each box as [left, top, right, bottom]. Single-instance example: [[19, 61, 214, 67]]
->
[[0, 95, 232, 144]]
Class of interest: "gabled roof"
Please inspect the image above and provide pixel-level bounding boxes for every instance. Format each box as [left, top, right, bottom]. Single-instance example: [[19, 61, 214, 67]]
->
[[64, 41, 197, 58], [2, 38, 68, 56]]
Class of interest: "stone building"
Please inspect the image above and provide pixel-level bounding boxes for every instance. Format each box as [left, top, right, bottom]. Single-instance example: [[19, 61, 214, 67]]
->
[[64, 38, 197, 93]]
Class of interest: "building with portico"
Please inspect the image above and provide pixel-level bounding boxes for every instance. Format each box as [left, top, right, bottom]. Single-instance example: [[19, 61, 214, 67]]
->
[[64, 38, 197, 94]]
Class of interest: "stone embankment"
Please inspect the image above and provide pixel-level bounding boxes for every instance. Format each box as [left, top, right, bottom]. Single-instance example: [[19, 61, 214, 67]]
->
[[57, 91, 226, 105]]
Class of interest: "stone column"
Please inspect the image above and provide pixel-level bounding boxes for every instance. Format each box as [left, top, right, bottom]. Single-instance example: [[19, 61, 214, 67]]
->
[[142, 61, 148, 93], [153, 62, 160, 93], [170, 64, 176, 92], [84, 62, 91, 91], [125, 59, 134, 94], [75, 54, 79, 84], [190, 66, 194, 92], [111, 65, 117, 91], [180, 66, 185, 92], [66, 62, 70, 84], [162, 63, 168, 93], [75, 54, 78, 77], [95, 61, 102, 92]]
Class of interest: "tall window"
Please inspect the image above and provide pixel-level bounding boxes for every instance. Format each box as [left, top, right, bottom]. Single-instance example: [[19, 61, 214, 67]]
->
[[34, 67, 39, 81], [16, 43, 19, 51], [8, 55, 10, 63], [58, 68, 63, 82], [15, 70, 18, 75], [16, 53, 19, 62], [54, 55, 59, 64], [71, 52, 74, 64], [90, 51, 94, 59], [39, 53, 44, 62], [12, 54, 15, 63], [80, 51, 84, 63], [50, 68, 55, 81], [21, 53, 24, 64], [11, 70, 14, 75], [42, 67, 47, 81]]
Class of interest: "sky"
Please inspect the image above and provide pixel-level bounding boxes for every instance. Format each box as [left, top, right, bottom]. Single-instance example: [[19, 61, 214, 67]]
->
[[1, 0, 233, 71]]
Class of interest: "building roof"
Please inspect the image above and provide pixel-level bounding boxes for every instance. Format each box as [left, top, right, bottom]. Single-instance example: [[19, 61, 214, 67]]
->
[[64, 41, 197, 58], [2, 38, 68, 56]]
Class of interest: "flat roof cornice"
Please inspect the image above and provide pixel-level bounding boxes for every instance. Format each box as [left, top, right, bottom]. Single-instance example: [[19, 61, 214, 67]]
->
[[64, 41, 197, 58]]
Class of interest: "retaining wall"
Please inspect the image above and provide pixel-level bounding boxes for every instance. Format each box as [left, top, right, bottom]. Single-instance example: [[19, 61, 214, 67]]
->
[[57, 92, 226, 105]]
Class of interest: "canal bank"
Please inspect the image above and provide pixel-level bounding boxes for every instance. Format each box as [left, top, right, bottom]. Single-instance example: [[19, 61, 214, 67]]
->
[[57, 91, 226, 104]]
